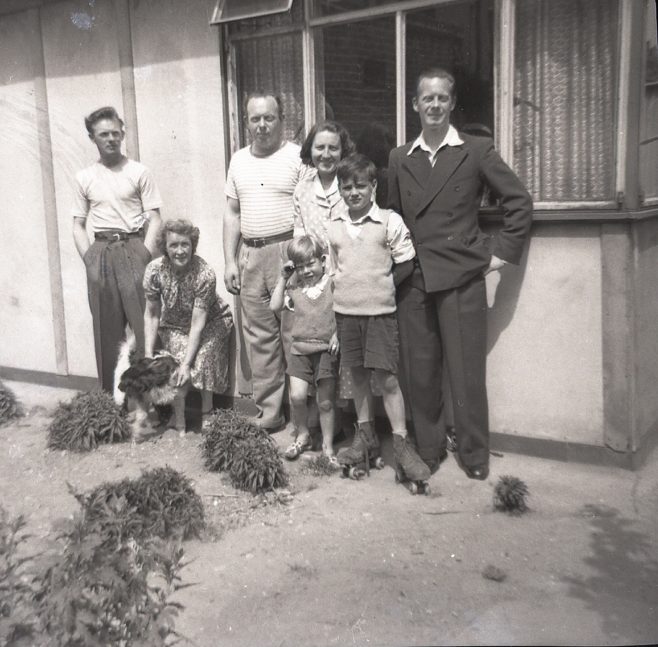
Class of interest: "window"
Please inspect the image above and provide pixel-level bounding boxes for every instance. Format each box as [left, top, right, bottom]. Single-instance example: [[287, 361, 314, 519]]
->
[[514, 0, 618, 203], [640, 0, 658, 202], [220, 0, 629, 209], [212, 0, 293, 24]]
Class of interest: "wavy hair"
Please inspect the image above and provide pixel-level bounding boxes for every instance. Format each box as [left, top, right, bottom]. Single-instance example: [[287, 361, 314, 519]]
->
[[157, 219, 200, 258], [300, 120, 356, 167]]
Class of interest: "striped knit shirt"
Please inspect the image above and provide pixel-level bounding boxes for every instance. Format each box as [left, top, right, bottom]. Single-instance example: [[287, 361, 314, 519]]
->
[[225, 141, 304, 239]]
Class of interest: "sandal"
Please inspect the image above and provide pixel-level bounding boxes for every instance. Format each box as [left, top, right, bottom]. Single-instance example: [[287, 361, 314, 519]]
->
[[201, 409, 213, 431], [284, 436, 312, 460], [322, 453, 341, 470]]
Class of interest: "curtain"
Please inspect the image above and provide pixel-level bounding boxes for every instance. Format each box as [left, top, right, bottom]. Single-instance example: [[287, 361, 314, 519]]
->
[[235, 33, 305, 145], [514, 0, 618, 202]]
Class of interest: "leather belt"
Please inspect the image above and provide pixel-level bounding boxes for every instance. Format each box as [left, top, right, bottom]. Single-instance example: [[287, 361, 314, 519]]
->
[[242, 230, 293, 248], [95, 228, 144, 242]]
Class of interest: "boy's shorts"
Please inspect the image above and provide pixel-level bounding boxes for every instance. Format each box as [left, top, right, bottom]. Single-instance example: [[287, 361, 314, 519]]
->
[[287, 350, 338, 385], [335, 313, 399, 374]]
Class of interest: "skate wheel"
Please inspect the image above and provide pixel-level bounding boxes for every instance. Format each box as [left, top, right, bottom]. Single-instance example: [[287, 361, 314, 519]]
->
[[373, 457, 385, 470], [349, 467, 365, 480], [408, 481, 418, 495], [422, 483, 431, 496]]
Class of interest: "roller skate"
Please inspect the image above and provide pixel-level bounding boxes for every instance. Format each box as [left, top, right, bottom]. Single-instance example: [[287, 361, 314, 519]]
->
[[337, 421, 384, 480], [393, 434, 432, 495]]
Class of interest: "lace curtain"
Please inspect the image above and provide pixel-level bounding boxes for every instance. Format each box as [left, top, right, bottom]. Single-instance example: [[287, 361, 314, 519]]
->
[[234, 33, 305, 146], [514, 0, 618, 202]]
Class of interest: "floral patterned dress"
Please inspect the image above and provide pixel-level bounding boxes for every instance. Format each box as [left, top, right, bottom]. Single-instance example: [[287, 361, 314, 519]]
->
[[143, 255, 233, 394]]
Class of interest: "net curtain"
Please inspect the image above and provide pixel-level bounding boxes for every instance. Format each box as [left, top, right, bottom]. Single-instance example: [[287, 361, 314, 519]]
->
[[514, 0, 618, 202]]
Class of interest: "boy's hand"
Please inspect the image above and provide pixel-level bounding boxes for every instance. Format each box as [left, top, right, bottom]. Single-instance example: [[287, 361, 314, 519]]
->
[[329, 333, 340, 356], [281, 261, 295, 280]]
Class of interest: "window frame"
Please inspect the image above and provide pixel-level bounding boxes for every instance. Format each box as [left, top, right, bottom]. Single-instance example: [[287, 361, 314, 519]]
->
[[220, 0, 638, 212]]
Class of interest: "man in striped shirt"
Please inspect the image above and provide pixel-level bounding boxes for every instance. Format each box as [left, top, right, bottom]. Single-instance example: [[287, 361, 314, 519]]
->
[[223, 92, 306, 430]]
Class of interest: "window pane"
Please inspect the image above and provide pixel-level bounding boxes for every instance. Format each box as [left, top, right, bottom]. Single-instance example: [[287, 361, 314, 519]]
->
[[315, 17, 396, 205], [641, 0, 658, 200], [405, 1, 494, 142], [234, 34, 305, 146], [228, 0, 302, 36], [514, 0, 618, 202], [213, 0, 293, 24], [315, 0, 399, 17]]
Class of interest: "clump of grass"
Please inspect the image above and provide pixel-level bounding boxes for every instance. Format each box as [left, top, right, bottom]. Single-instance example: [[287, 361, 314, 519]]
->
[[493, 475, 530, 515], [0, 380, 21, 426], [80, 466, 205, 541], [202, 408, 288, 494], [47, 390, 130, 451]]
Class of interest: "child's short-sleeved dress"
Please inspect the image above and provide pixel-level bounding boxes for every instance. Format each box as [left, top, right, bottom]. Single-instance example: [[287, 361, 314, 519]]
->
[[143, 255, 233, 394]]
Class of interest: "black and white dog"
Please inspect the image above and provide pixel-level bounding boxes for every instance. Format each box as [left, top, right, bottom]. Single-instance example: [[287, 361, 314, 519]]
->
[[114, 330, 187, 438]]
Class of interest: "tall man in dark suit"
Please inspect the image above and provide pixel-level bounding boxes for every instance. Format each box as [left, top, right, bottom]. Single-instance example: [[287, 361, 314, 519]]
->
[[388, 68, 532, 480]]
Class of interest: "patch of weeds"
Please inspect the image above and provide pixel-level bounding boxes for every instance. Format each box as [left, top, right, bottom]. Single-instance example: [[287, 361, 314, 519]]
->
[[202, 408, 288, 494], [493, 475, 530, 515], [80, 466, 205, 541], [301, 454, 341, 477], [47, 391, 130, 452], [0, 381, 22, 426], [36, 502, 186, 646], [0, 506, 39, 645]]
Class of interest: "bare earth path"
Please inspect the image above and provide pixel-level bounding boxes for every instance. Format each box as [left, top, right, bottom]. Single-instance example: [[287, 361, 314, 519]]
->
[[2, 380, 657, 646]]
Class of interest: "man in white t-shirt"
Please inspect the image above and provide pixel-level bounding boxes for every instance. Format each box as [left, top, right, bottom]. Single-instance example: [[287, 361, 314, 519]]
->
[[72, 106, 162, 392], [223, 92, 306, 430]]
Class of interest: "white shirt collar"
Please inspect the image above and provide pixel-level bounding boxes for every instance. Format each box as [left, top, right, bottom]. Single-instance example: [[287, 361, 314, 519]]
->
[[313, 174, 339, 200], [408, 125, 464, 157], [331, 201, 382, 223]]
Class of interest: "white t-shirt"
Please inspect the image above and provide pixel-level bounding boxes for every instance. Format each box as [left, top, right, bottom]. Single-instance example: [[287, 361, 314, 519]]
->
[[71, 157, 162, 233], [225, 141, 305, 239]]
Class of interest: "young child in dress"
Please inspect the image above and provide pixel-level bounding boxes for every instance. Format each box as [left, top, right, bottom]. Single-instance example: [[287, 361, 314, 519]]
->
[[270, 235, 340, 465], [327, 153, 431, 487]]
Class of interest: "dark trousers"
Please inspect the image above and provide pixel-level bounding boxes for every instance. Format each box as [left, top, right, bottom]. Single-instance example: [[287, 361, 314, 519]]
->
[[396, 271, 489, 468], [83, 237, 151, 392]]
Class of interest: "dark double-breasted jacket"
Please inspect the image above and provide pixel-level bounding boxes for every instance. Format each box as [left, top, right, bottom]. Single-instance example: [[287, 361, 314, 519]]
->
[[387, 132, 533, 292]]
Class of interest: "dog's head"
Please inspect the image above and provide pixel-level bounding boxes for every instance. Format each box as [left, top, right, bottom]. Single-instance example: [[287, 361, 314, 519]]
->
[[118, 353, 179, 399]]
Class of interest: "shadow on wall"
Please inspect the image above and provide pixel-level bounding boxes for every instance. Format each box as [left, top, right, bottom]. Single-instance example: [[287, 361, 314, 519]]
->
[[562, 504, 658, 644], [484, 225, 532, 355]]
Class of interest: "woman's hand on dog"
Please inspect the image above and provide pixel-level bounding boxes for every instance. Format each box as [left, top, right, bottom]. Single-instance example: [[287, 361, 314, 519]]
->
[[174, 364, 191, 387]]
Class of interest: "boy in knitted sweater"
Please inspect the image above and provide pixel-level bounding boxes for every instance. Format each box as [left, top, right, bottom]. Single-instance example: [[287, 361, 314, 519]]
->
[[270, 235, 340, 465], [328, 153, 431, 486]]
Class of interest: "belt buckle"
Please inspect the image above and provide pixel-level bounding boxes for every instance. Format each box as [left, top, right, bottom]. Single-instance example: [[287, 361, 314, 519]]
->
[[112, 232, 122, 241]]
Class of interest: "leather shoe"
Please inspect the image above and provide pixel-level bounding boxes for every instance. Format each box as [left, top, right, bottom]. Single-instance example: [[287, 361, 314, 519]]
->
[[465, 464, 489, 480]]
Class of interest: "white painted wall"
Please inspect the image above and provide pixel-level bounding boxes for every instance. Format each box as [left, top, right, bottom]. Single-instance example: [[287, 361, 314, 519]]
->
[[487, 225, 604, 444], [0, 9, 58, 372]]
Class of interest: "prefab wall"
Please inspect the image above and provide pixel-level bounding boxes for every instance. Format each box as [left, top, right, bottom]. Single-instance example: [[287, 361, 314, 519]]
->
[[1, 0, 656, 467], [0, 0, 228, 381]]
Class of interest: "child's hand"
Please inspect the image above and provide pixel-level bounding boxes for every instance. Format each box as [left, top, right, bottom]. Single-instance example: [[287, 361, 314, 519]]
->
[[281, 261, 295, 280], [329, 333, 339, 356]]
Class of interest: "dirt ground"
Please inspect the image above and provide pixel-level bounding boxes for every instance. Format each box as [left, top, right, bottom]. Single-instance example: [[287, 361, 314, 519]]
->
[[2, 380, 658, 647]]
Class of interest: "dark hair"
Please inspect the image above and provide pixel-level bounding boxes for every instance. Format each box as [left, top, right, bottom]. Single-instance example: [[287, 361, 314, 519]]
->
[[336, 153, 377, 184], [85, 106, 124, 136], [287, 235, 325, 266], [157, 219, 200, 257], [415, 67, 457, 100], [299, 120, 356, 167], [243, 91, 284, 120]]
